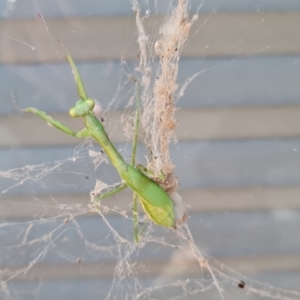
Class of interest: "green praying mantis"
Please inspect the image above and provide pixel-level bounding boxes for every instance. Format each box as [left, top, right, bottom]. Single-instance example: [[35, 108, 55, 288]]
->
[[25, 54, 178, 243]]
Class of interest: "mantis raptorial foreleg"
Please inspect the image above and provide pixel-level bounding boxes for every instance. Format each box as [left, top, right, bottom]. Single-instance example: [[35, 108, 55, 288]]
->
[[25, 107, 91, 138], [131, 81, 141, 243]]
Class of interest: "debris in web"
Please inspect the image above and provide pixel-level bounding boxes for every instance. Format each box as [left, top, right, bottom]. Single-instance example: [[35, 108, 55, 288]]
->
[[132, 0, 197, 195], [1, 1, 300, 300]]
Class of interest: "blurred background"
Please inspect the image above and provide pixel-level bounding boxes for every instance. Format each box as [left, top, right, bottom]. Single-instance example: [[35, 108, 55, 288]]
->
[[1, 0, 300, 299]]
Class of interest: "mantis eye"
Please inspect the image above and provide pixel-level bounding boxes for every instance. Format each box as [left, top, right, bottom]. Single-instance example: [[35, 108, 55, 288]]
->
[[69, 106, 78, 118], [86, 99, 95, 111]]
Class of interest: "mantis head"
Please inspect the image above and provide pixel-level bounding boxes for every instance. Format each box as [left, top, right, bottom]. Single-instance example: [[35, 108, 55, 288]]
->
[[69, 99, 95, 118]]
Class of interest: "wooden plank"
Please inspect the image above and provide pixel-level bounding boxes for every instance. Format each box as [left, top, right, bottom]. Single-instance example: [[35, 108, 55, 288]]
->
[[174, 139, 300, 189], [1, 212, 300, 266], [2, 105, 300, 148], [1, 275, 299, 300], [177, 106, 300, 140], [5, 0, 300, 19], [2, 56, 300, 115], [1, 12, 300, 64], [2, 186, 300, 219], [2, 138, 300, 194], [2, 255, 300, 281]]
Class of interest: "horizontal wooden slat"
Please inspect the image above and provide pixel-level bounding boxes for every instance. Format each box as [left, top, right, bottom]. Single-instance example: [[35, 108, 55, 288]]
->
[[1, 275, 299, 300], [1, 186, 300, 219], [2, 56, 300, 115], [2, 255, 300, 281], [2, 139, 300, 194], [4, 0, 300, 20], [1, 208, 300, 264], [177, 106, 300, 140], [1, 12, 300, 64], [2, 105, 300, 148]]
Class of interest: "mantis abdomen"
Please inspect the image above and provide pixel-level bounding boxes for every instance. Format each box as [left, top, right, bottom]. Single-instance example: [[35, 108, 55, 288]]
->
[[84, 114, 175, 228]]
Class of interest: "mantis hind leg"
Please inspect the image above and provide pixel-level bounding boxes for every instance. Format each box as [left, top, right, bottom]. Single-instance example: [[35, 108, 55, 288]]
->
[[92, 182, 127, 202], [131, 80, 142, 243]]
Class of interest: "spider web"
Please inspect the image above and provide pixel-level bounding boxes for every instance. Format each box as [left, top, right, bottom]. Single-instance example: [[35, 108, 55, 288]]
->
[[1, 0, 300, 299]]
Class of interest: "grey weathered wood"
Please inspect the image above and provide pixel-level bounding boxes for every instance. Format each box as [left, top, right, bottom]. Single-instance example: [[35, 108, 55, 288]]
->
[[1, 12, 300, 64], [2, 0, 300, 19], [2, 254, 300, 280], [2, 186, 300, 219], [2, 105, 300, 147], [1, 273, 299, 300], [2, 56, 300, 115], [1, 1, 300, 297], [2, 139, 300, 195], [1, 210, 300, 263]]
